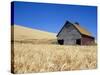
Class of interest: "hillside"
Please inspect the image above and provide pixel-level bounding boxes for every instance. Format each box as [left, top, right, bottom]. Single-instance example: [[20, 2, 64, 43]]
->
[[11, 25, 57, 41]]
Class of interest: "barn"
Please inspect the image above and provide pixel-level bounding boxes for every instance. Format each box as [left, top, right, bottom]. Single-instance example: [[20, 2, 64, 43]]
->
[[57, 21, 95, 45]]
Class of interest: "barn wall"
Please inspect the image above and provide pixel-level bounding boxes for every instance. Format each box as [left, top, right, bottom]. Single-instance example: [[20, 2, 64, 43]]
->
[[57, 23, 81, 45], [64, 39, 76, 45], [81, 35, 94, 45]]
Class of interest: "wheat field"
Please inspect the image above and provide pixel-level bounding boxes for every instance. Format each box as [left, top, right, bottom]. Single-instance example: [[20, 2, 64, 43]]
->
[[11, 25, 97, 74]]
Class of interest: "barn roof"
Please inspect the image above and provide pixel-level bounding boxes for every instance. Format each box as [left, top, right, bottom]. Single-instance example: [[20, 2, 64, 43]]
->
[[57, 21, 93, 37], [73, 23, 91, 36]]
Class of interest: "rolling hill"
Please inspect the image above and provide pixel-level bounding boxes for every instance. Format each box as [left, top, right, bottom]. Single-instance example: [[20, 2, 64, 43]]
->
[[12, 25, 57, 41]]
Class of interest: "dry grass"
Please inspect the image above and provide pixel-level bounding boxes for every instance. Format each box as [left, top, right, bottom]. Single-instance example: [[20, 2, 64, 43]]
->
[[12, 43, 97, 74], [11, 25, 56, 40], [11, 25, 97, 74]]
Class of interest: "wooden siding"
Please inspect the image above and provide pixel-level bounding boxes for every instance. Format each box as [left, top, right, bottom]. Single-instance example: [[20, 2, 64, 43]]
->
[[81, 35, 94, 45], [57, 23, 81, 45]]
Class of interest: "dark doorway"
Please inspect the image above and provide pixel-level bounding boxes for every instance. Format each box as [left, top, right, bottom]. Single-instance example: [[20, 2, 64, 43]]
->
[[58, 39, 64, 45], [76, 39, 81, 45]]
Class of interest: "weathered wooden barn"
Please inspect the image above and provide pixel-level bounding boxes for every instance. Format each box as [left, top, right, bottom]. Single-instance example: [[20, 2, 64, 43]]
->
[[57, 21, 95, 45]]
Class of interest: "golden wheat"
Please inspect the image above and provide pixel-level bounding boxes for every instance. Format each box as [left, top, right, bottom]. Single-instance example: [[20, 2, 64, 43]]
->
[[12, 42, 97, 73]]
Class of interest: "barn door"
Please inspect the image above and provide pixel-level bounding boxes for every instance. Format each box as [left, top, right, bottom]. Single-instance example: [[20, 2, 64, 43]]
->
[[58, 39, 64, 45], [76, 39, 81, 45]]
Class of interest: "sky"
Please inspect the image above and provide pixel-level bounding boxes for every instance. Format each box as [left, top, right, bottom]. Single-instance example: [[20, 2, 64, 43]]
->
[[12, 1, 97, 39]]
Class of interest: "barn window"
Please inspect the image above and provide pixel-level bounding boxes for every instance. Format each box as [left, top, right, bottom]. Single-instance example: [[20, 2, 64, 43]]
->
[[58, 39, 64, 45], [76, 39, 81, 45]]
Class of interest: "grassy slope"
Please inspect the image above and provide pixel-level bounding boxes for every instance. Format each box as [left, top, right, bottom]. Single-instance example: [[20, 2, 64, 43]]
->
[[12, 25, 56, 40]]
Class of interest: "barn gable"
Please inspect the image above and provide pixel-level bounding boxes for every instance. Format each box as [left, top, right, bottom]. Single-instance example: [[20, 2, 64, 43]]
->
[[57, 21, 95, 45], [57, 22, 81, 39], [57, 21, 92, 37]]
